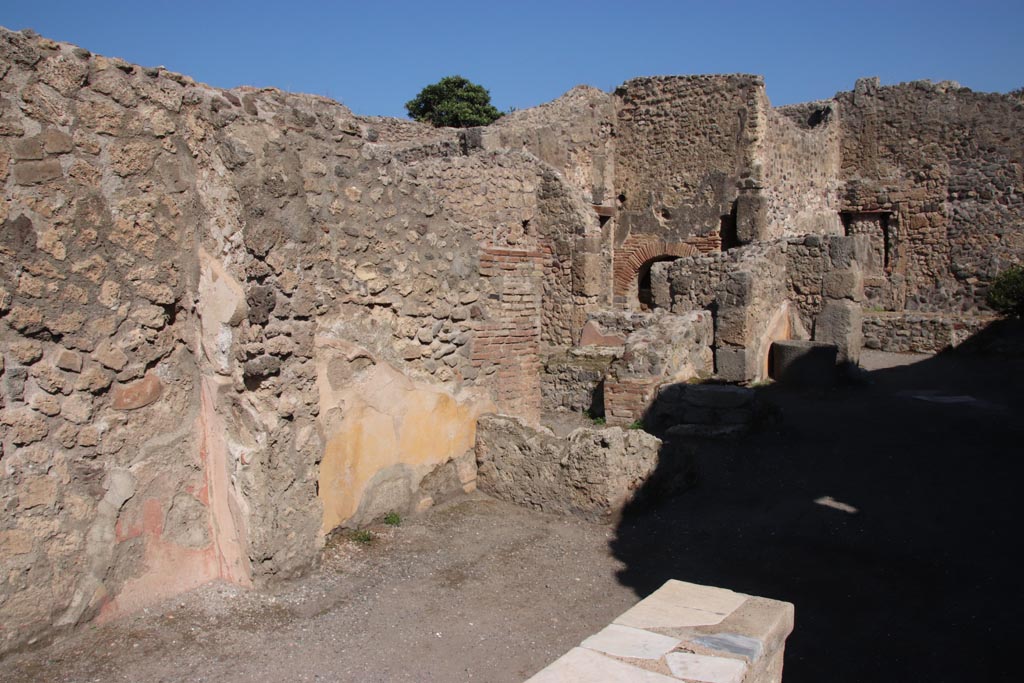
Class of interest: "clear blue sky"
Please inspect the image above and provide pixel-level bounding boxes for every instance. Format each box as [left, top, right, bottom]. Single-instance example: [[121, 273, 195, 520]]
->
[[3, 1, 1022, 118]]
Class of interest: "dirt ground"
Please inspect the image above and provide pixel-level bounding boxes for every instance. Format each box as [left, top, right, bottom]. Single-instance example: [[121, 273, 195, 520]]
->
[[1, 495, 638, 683], [3, 328, 1022, 682]]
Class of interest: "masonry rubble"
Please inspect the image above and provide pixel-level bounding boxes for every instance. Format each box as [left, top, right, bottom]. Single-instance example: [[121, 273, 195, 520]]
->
[[1, 26, 1021, 653]]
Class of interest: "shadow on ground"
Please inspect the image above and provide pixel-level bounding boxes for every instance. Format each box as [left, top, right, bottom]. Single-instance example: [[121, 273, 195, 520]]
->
[[612, 320, 1024, 683]]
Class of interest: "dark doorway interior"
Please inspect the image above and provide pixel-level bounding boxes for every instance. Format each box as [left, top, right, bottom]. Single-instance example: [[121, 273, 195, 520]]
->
[[637, 256, 680, 309]]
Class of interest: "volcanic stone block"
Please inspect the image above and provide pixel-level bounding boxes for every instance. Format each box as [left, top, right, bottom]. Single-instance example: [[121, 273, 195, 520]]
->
[[822, 269, 864, 301], [814, 300, 863, 364], [715, 346, 755, 382], [770, 340, 838, 385], [735, 189, 767, 244]]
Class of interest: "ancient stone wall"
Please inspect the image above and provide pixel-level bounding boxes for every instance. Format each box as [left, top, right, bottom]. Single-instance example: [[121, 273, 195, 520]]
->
[[611, 76, 765, 306], [602, 311, 713, 425], [614, 75, 765, 244], [836, 78, 1024, 312], [862, 312, 994, 353], [655, 235, 873, 379], [3, 25, 1023, 657], [761, 104, 843, 238], [0, 28, 587, 653], [482, 85, 615, 206], [540, 347, 615, 415], [475, 414, 662, 519]]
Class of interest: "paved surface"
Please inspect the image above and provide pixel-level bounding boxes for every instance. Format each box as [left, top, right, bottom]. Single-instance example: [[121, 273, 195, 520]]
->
[[3, 339, 1022, 682]]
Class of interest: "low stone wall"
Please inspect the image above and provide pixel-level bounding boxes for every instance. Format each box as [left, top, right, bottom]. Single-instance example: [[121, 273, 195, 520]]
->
[[527, 579, 794, 683], [645, 384, 758, 438], [862, 312, 996, 353], [603, 311, 714, 425], [540, 347, 617, 414], [474, 414, 661, 519]]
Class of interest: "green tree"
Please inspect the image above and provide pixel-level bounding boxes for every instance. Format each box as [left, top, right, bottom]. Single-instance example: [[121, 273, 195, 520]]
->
[[405, 76, 502, 128]]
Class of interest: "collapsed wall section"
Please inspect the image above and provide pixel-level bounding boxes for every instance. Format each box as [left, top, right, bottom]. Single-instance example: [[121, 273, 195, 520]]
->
[[482, 85, 616, 206]]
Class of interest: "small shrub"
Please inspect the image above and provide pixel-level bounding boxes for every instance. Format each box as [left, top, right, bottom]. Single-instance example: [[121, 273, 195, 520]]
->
[[627, 420, 644, 430], [383, 511, 401, 526], [987, 265, 1024, 318], [591, 416, 606, 426], [351, 530, 374, 545]]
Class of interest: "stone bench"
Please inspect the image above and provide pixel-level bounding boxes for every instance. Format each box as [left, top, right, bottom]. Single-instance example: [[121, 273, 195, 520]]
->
[[526, 580, 794, 683]]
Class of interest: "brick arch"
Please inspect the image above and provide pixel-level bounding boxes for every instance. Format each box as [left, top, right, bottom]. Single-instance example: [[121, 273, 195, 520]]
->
[[613, 235, 702, 300]]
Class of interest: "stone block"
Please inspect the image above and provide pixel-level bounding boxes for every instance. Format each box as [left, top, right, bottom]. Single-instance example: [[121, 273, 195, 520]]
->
[[527, 647, 678, 682], [92, 342, 128, 371], [475, 414, 662, 519], [822, 269, 864, 301], [12, 159, 62, 185], [814, 300, 863, 364], [715, 346, 754, 382], [42, 128, 74, 154], [10, 340, 43, 365], [61, 393, 93, 424], [828, 235, 860, 268], [3, 367, 28, 401], [770, 340, 837, 386], [735, 189, 767, 244], [581, 624, 681, 661], [684, 384, 753, 409], [1, 409, 49, 445], [714, 307, 750, 347], [615, 580, 747, 630], [55, 349, 83, 373], [12, 136, 44, 160], [532, 578, 793, 683], [718, 270, 754, 307], [243, 354, 281, 379], [665, 652, 746, 683]]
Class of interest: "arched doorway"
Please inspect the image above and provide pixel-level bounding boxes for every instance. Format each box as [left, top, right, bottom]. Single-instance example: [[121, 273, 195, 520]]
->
[[612, 236, 701, 309], [637, 256, 680, 309]]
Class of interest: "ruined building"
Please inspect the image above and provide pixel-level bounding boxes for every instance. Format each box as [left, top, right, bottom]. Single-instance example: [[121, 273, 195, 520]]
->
[[1, 27, 1022, 654]]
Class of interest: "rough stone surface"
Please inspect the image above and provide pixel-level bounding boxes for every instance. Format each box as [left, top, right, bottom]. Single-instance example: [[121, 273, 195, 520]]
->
[[475, 414, 662, 519], [603, 310, 714, 424], [814, 299, 863, 364]]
